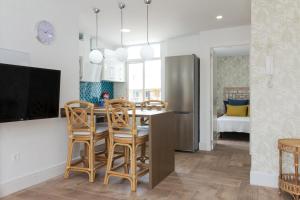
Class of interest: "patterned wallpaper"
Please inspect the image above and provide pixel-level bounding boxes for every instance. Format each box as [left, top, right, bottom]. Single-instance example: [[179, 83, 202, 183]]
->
[[251, 0, 300, 174], [216, 55, 249, 114]]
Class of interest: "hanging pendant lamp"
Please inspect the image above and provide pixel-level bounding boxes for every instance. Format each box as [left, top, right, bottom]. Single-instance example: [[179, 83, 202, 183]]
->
[[140, 0, 154, 60], [115, 2, 128, 62], [89, 8, 104, 64]]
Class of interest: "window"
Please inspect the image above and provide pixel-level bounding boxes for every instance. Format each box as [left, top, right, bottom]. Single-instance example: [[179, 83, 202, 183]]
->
[[128, 63, 143, 102], [145, 60, 161, 100], [127, 44, 161, 102]]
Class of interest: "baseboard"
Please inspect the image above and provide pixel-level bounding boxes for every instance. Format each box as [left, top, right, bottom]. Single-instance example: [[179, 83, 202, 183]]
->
[[199, 142, 211, 151], [250, 170, 278, 188], [0, 157, 80, 198]]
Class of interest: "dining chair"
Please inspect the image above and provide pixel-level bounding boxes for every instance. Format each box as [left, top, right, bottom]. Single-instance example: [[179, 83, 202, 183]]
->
[[64, 100, 109, 182], [104, 99, 149, 192]]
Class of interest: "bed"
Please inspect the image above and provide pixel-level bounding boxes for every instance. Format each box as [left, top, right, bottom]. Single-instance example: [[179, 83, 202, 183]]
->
[[217, 115, 250, 133], [217, 87, 250, 134]]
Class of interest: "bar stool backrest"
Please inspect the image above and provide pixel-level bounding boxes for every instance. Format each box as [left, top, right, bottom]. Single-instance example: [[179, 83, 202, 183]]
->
[[140, 100, 168, 111], [105, 99, 137, 136], [64, 100, 95, 136]]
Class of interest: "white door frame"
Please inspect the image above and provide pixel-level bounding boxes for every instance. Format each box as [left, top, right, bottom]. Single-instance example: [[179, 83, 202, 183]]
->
[[209, 43, 250, 151]]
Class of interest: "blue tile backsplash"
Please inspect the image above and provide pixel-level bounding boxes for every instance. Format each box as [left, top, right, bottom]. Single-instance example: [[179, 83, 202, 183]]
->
[[80, 81, 114, 103]]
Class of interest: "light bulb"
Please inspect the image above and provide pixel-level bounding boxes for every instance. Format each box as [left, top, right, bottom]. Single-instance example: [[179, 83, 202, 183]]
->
[[89, 49, 103, 64]]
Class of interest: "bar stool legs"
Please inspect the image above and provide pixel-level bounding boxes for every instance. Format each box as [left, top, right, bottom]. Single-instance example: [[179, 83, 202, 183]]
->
[[104, 142, 141, 192], [89, 140, 95, 183], [131, 142, 137, 192], [124, 147, 130, 174], [64, 140, 95, 182], [103, 140, 114, 185], [64, 138, 73, 179]]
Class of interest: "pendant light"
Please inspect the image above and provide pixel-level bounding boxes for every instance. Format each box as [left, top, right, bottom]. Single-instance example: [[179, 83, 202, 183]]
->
[[115, 2, 128, 62], [140, 0, 154, 60], [89, 8, 104, 64]]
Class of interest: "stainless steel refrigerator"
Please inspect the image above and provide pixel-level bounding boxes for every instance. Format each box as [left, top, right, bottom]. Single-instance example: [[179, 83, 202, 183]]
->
[[165, 55, 200, 152]]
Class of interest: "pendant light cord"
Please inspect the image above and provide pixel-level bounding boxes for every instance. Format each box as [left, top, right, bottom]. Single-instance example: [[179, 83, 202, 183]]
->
[[95, 12, 99, 48], [121, 8, 124, 47], [146, 4, 149, 45]]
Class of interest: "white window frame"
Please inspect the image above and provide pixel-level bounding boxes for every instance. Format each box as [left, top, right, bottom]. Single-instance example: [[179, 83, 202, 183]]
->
[[127, 44, 162, 102]]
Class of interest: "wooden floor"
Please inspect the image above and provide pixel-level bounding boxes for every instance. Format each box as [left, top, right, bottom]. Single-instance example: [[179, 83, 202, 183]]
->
[[2, 138, 290, 200]]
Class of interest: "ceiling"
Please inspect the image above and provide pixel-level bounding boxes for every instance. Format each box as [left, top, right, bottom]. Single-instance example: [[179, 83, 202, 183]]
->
[[79, 0, 251, 47], [214, 45, 250, 57]]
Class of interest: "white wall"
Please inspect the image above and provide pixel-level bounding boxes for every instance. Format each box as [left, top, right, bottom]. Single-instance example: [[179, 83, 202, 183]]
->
[[162, 25, 251, 151], [0, 0, 80, 197]]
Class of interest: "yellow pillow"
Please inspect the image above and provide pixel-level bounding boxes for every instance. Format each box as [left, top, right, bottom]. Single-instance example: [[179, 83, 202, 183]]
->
[[226, 105, 248, 117]]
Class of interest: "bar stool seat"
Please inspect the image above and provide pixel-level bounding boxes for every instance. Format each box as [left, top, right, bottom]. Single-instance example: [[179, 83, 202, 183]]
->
[[115, 133, 148, 138], [73, 123, 108, 136], [137, 125, 149, 130], [115, 128, 149, 138]]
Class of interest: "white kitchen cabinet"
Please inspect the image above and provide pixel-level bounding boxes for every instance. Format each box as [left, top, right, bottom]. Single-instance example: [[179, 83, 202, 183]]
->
[[101, 49, 126, 82]]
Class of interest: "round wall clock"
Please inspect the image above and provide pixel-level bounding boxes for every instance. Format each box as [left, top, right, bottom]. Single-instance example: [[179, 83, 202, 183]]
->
[[36, 20, 55, 45]]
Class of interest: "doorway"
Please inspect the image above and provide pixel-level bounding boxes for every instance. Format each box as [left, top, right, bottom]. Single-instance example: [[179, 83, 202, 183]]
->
[[210, 45, 250, 150]]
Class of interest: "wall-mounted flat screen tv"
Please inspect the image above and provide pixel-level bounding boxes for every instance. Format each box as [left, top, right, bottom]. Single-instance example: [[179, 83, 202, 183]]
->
[[0, 63, 61, 123]]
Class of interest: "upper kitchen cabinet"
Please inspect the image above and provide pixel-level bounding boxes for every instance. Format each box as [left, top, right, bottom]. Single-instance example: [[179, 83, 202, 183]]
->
[[102, 49, 126, 82]]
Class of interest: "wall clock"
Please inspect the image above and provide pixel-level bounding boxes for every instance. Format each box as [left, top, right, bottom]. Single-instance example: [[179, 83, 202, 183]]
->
[[36, 20, 55, 45]]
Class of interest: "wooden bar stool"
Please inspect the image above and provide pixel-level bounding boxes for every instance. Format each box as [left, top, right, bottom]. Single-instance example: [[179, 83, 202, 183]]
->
[[64, 100, 108, 182], [140, 100, 168, 125], [104, 99, 149, 192], [278, 139, 300, 200], [139, 100, 168, 162]]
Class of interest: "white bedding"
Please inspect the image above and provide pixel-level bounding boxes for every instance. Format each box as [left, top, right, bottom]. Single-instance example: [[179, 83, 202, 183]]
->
[[217, 115, 250, 133]]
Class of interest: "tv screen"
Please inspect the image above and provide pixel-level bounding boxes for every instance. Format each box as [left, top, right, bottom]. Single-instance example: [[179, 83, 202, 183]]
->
[[0, 63, 61, 123]]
